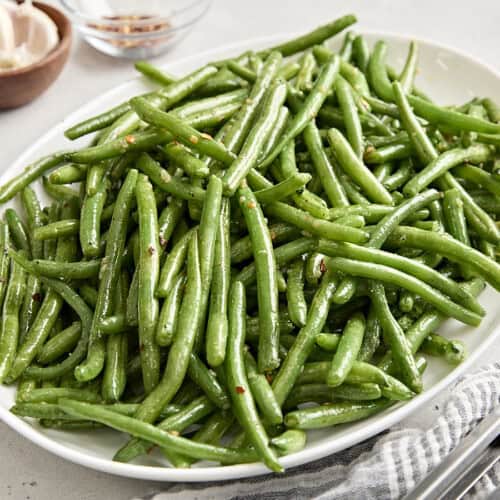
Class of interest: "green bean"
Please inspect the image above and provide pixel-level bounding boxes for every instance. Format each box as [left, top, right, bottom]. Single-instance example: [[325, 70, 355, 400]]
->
[[0, 256, 27, 382], [403, 144, 491, 196], [5, 209, 31, 255], [285, 399, 390, 429], [305, 252, 324, 286], [286, 259, 308, 328], [157, 199, 185, 249], [259, 106, 290, 162], [126, 267, 139, 327], [244, 351, 283, 424], [69, 129, 172, 164], [135, 174, 161, 394], [161, 142, 210, 178], [386, 226, 500, 291], [352, 35, 370, 73], [231, 223, 300, 265], [285, 382, 382, 409], [442, 188, 474, 278], [6, 199, 79, 383], [272, 268, 338, 406], [265, 202, 368, 243], [136, 153, 206, 202], [255, 173, 311, 205], [34, 219, 79, 241], [364, 141, 412, 164], [97, 66, 218, 152], [383, 160, 412, 191], [156, 228, 194, 298], [156, 273, 185, 347], [134, 232, 202, 424], [102, 271, 129, 402], [315, 333, 341, 352], [399, 41, 419, 94], [130, 98, 235, 165], [10, 250, 101, 280], [37, 322, 81, 364], [369, 189, 440, 248], [370, 42, 500, 132], [235, 237, 316, 287], [223, 83, 287, 195], [259, 57, 340, 170], [303, 122, 350, 207], [482, 98, 500, 123], [20, 189, 44, 341], [419, 334, 466, 365], [296, 52, 317, 91], [42, 177, 80, 202], [312, 46, 370, 97], [369, 281, 422, 393], [225, 281, 282, 472], [453, 164, 500, 196], [327, 312, 365, 387], [80, 178, 108, 258], [438, 172, 499, 244], [188, 353, 230, 410], [49, 163, 88, 184], [75, 169, 138, 382], [332, 257, 480, 325], [206, 199, 230, 367], [61, 398, 267, 466], [134, 61, 177, 86], [336, 76, 364, 158], [327, 129, 393, 205], [227, 60, 256, 83], [259, 15, 356, 58], [392, 81, 436, 164], [358, 305, 381, 362], [238, 183, 279, 372], [174, 411, 235, 468], [19, 388, 101, 404], [24, 278, 93, 381], [0, 151, 68, 203], [0, 223, 10, 313]]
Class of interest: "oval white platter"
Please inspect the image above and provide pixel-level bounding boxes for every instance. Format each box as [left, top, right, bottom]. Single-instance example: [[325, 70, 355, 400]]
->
[[0, 31, 499, 482]]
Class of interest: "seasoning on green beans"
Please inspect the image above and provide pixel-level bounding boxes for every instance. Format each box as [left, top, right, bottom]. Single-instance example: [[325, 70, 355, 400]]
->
[[1, 14, 500, 473]]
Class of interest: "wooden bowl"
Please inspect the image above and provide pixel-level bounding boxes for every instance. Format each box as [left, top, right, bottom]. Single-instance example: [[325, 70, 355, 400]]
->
[[0, 2, 72, 109]]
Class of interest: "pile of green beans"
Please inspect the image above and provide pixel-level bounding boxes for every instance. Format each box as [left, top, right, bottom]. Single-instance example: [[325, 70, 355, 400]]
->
[[2, 14, 500, 472]]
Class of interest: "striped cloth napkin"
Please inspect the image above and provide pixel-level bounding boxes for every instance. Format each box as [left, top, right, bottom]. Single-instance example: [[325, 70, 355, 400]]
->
[[139, 363, 500, 500]]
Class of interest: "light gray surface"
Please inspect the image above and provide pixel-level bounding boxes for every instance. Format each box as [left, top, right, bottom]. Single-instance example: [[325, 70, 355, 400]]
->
[[0, 1, 499, 499]]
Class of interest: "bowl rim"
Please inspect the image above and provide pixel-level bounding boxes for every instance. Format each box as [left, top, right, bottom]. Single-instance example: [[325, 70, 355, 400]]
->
[[0, 1, 72, 78], [59, 0, 211, 28]]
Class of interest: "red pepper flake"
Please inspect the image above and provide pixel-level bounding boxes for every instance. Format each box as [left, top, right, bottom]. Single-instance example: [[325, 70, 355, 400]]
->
[[189, 135, 199, 144], [235, 386, 245, 394], [319, 259, 327, 274], [247, 201, 256, 209], [125, 135, 136, 144], [32, 293, 42, 302]]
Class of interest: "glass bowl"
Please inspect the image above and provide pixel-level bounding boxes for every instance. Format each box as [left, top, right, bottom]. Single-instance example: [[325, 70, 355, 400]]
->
[[60, 0, 211, 58]]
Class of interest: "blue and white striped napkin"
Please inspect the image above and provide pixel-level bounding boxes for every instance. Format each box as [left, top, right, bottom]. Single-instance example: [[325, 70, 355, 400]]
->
[[139, 363, 500, 500]]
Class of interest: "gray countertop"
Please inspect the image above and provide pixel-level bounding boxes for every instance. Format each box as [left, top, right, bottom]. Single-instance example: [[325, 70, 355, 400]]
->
[[1, 1, 499, 498]]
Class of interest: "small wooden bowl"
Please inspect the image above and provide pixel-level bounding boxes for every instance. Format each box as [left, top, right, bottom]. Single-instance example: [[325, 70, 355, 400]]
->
[[0, 2, 72, 109]]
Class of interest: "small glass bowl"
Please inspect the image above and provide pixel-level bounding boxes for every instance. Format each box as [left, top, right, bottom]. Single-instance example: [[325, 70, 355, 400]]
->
[[60, 0, 211, 59]]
